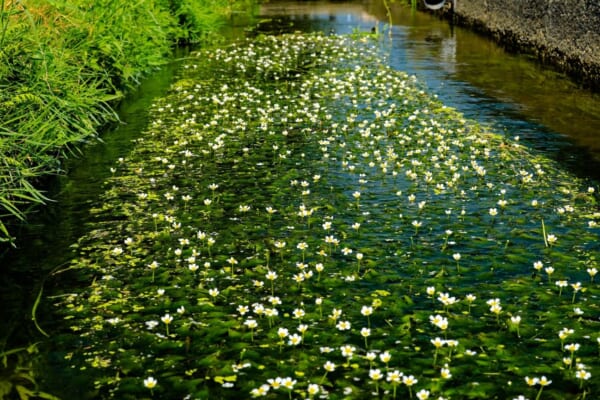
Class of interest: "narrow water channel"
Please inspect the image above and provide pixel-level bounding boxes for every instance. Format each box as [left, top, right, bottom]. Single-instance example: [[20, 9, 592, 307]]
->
[[1, 0, 599, 393], [258, 1, 600, 181]]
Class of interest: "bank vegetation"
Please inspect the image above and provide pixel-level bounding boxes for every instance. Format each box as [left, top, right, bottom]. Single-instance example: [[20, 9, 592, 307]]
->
[[0, 0, 253, 245]]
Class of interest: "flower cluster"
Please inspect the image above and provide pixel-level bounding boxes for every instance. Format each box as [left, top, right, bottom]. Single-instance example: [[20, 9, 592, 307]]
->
[[54, 32, 600, 400]]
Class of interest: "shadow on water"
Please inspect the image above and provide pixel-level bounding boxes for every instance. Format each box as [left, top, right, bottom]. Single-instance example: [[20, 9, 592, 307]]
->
[[257, 0, 600, 182], [0, 48, 190, 348]]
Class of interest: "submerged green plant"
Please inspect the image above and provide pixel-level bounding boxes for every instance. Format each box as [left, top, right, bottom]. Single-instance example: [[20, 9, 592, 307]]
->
[[47, 33, 600, 400], [0, 344, 59, 399]]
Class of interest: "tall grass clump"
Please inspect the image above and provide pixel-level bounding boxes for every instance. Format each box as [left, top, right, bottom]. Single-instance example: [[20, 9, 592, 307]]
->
[[0, 0, 251, 245]]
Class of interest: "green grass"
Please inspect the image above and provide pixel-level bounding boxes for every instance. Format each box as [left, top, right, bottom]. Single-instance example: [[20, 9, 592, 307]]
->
[[0, 0, 255, 245]]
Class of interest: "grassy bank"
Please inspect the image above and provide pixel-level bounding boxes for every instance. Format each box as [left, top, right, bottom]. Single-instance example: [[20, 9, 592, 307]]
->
[[0, 0, 253, 245]]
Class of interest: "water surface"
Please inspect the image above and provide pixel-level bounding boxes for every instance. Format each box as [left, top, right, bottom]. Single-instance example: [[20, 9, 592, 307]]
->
[[258, 0, 600, 180], [1, 0, 599, 384]]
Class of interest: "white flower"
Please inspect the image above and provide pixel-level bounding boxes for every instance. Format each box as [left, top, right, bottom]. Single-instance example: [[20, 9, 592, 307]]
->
[[280, 377, 296, 390], [402, 375, 417, 386], [250, 384, 270, 397], [336, 320, 351, 330], [558, 327, 574, 340], [441, 366, 452, 379], [525, 376, 539, 386], [244, 319, 257, 329], [539, 376, 552, 386], [429, 314, 448, 330], [386, 370, 402, 383], [265, 271, 278, 280], [161, 314, 173, 324], [277, 328, 289, 339], [361, 306, 373, 316], [145, 320, 159, 330], [416, 389, 430, 399], [576, 369, 591, 380], [267, 377, 282, 389], [379, 351, 391, 363], [340, 345, 355, 358], [324, 361, 336, 372], [144, 376, 157, 389], [287, 333, 302, 346], [369, 369, 383, 381], [565, 343, 580, 352]]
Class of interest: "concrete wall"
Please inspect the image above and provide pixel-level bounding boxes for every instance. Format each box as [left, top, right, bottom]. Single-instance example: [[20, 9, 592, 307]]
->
[[436, 0, 600, 89]]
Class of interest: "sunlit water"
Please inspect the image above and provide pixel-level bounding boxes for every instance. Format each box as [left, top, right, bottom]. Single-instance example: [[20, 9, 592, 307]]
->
[[257, 1, 600, 181]]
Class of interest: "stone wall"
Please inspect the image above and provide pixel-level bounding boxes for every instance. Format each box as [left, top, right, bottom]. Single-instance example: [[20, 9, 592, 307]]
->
[[429, 0, 600, 89]]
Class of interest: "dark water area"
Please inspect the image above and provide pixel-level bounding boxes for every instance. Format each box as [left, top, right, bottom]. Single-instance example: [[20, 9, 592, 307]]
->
[[257, 0, 600, 183], [0, 49, 189, 347]]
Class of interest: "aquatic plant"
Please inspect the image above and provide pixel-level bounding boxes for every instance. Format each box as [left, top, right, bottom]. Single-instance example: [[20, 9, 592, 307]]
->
[[0, 344, 59, 399], [50, 33, 599, 399]]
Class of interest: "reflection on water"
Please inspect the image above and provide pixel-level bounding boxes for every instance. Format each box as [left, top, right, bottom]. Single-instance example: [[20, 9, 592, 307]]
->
[[258, 0, 600, 181]]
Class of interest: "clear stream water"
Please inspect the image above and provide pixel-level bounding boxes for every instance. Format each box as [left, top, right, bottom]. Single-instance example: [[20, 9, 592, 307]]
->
[[258, 1, 600, 179], [1, 0, 599, 373]]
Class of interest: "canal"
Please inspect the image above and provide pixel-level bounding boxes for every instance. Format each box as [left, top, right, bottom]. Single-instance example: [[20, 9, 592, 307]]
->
[[0, 0, 599, 398], [258, 1, 600, 179]]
